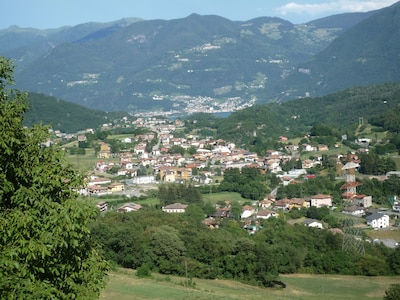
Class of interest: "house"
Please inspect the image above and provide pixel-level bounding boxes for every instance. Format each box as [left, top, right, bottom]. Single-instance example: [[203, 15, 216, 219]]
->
[[259, 198, 273, 209], [302, 159, 315, 169], [256, 209, 278, 220], [353, 194, 372, 208], [131, 175, 155, 185], [366, 212, 390, 229], [289, 198, 308, 210], [162, 203, 188, 213], [77, 135, 87, 142], [210, 207, 231, 218], [274, 199, 290, 210], [287, 168, 307, 178], [317, 144, 329, 151], [310, 194, 332, 208], [304, 219, 323, 229], [241, 205, 256, 219], [342, 206, 366, 217], [117, 202, 142, 212], [87, 185, 109, 196], [279, 136, 288, 141], [88, 177, 111, 186], [98, 142, 111, 159], [302, 144, 317, 152], [108, 182, 125, 193], [96, 201, 108, 212]]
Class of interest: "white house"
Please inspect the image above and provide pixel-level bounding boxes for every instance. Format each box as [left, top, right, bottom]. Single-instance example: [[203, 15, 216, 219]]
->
[[117, 202, 142, 212], [304, 219, 323, 229], [353, 195, 372, 208], [310, 194, 332, 208], [162, 203, 188, 213], [256, 209, 278, 220], [366, 212, 390, 229], [241, 205, 256, 219]]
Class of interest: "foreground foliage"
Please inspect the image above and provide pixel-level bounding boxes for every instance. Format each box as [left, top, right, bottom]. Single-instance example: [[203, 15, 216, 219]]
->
[[91, 208, 400, 288], [0, 57, 108, 299]]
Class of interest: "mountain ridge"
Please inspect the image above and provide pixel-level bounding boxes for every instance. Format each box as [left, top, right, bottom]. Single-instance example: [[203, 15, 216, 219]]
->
[[2, 6, 397, 113], [278, 1, 400, 100]]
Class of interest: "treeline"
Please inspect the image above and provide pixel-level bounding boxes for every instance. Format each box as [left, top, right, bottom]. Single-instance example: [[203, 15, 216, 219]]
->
[[276, 172, 400, 205], [90, 208, 400, 287], [157, 184, 203, 206]]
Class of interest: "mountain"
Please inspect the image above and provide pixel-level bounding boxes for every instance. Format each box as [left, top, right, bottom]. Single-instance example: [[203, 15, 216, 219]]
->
[[0, 18, 141, 70], [24, 92, 130, 133], [5, 11, 374, 113], [277, 1, 400, 100]]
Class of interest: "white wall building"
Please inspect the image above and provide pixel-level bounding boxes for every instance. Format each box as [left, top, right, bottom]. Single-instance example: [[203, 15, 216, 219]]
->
[[366, 212, 390, 229]]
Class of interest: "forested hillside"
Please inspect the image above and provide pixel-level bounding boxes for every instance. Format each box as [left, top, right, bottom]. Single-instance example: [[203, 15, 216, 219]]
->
[[24, 92, 131, 133], [212, 82, 400, 152], [279, 1, 400, 99], [7, 10, 376, 112]]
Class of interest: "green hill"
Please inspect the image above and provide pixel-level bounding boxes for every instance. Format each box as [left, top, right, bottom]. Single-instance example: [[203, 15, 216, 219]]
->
[[24, 92, 129, 133], [215, 82, 400, 145]]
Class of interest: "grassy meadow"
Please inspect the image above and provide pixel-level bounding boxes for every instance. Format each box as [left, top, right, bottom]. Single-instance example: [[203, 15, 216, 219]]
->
[[100, 268, 400, 300]]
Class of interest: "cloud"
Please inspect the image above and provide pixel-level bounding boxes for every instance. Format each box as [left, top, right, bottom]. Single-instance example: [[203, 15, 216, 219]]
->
[[276, 0, 398, 17]]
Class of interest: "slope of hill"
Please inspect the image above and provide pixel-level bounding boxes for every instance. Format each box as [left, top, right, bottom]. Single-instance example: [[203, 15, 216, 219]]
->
[[24, 92, 130, 133], [7, 12, 371, 113], [215, 82, 400, 145], [277, 1, 400, 100]]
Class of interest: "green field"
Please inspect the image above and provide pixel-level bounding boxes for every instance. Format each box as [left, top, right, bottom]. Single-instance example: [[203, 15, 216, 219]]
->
[[100, 268, 400, 300], [202, 192, 248, 205], [66, 148, 102, 171]]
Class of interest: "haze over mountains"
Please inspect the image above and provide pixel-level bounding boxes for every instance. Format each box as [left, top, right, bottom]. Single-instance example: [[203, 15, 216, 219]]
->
[[2, 1, 399, 114]]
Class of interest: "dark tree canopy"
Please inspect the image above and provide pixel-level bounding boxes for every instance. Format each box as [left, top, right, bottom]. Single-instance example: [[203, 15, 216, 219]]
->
[[0, 57, 108, 299]]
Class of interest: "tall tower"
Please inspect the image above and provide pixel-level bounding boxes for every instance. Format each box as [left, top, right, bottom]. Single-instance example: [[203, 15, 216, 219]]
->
[[340, 161, 362, 200], [340, 160, 365, 255]]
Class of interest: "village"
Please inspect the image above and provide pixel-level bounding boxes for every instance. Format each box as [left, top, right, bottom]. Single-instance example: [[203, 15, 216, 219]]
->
[[54, 115, 400, 239]]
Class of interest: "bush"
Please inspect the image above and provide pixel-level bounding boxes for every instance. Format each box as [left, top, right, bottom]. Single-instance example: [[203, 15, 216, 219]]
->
[[136, 264, 152, 278], [384, 284, 400, 300]]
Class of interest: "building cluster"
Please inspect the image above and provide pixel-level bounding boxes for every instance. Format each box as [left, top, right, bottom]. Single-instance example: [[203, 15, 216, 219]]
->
[[60, 116, 398, 233]]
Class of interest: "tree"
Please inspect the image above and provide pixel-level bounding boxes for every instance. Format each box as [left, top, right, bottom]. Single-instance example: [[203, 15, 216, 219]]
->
[[151, 226, 186, 274], [384, 284, 400, 300], [388, 246, 400, 275], [0, 57, 108, 299], [136, 264, 152, 278]]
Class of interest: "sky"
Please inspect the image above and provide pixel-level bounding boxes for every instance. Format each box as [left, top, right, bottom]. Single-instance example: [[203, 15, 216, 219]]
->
[[2, 0, 398, 30]]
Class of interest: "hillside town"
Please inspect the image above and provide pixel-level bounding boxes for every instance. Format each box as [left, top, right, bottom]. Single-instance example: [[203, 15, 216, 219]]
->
[[52, 115, 400, 238]]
